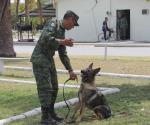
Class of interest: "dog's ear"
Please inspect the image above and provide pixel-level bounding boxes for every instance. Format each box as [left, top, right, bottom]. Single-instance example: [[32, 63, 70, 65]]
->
[[88, 63, 93, 69], [93, 68, 101, 75]]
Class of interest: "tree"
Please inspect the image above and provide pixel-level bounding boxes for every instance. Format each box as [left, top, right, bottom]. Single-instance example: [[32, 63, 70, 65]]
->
[[0, 0, 16, 57], [0, 0, 55, 57]]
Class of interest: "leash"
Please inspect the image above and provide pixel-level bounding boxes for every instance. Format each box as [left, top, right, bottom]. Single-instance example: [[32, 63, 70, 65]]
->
[[63, 77, 78, 120]]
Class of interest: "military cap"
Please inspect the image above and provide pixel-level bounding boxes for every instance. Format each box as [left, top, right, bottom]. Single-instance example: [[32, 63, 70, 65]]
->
[[64, 10, 79, 26]]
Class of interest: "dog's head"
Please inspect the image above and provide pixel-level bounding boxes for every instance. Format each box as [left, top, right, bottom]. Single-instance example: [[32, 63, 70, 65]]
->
[[81, 63, 101, 84]]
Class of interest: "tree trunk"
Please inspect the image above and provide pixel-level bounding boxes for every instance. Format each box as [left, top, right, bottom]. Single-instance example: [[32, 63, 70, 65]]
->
[[0, 0, 16, 57]]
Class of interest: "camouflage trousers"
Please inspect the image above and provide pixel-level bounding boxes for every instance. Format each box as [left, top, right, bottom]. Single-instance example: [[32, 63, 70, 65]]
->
[[117, 28, 127, 40], [32, 62, 58, 107]]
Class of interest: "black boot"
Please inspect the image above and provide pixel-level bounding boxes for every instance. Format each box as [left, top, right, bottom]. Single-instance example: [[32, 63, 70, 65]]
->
[[41, 106, 57, 125], [49, 90, 64, 122], [49, 104, 64, 122]]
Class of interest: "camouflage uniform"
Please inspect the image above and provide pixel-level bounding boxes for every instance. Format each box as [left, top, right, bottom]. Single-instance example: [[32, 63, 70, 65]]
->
[[117, 16, 128, 40], [120, 16, 128, 40], [30, 19, 73, 107]]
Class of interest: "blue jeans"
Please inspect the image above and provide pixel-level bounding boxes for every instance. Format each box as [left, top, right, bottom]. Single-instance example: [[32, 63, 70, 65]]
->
[[103, 29, 111, 40]]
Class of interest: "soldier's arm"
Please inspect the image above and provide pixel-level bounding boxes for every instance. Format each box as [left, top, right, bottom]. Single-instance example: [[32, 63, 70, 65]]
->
[[41, 21, 60, 50], [58, 45, 73, 71], [58, 45, 77, 80], [42, 22, 73, 50]]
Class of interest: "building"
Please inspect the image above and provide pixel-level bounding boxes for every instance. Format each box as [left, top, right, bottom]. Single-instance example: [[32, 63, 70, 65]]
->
[[57, 0, 150, 42]]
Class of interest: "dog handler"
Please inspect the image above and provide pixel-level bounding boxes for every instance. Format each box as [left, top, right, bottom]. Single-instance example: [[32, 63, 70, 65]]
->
[[30, 10, 79, 125]]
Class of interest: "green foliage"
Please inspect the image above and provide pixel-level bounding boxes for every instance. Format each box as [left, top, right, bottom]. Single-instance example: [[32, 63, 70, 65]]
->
[[11, 3, 25, 28], [11, 0, 37, 28]]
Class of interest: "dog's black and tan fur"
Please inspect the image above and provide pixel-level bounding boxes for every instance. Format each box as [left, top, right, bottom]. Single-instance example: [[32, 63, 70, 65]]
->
[[73, 63, 111, 122]]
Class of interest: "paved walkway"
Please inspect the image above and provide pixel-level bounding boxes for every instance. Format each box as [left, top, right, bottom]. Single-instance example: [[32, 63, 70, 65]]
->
[[13, 40, 150, 57]]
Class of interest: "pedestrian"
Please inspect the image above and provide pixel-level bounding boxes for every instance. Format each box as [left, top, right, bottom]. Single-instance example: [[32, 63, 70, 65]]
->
[[102, 17, 112, 40], [30, 10, 79, 125]]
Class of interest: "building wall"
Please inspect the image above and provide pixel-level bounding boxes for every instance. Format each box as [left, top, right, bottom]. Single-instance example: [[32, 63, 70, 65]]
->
[[57, 0, 150, 42]]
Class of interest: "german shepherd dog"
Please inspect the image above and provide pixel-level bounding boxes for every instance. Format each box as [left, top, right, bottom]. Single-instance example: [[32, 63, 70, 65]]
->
[[73, 63, 111, 122]]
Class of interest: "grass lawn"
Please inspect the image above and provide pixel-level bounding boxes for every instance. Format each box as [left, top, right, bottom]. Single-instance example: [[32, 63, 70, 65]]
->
[[0, 56, 150, 125]]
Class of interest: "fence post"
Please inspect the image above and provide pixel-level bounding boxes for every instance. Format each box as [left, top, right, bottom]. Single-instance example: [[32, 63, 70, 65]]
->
[[104, 39, 109, 60]]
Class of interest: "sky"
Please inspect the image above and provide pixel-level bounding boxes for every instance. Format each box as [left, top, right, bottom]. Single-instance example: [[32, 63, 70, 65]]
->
[[11, 0, 25, 3]]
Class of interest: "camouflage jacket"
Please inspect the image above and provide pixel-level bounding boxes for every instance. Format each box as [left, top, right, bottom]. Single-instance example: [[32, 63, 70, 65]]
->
[[117, 17, 128, 29], [120, 17, 128, 29], [30, 19, 72, 71]]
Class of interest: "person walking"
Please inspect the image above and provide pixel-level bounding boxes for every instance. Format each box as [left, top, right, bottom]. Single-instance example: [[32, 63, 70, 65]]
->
[[102, 17, 112, 41], [30, 10, 79, 125]]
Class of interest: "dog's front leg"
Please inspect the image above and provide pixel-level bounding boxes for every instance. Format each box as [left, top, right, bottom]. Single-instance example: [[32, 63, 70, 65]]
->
[[72, 91, 83, 121], [76, 101, 85, 122], [72, 101, 81, 120]]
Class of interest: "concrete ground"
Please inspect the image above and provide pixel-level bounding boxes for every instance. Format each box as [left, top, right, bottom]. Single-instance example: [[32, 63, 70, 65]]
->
[[13, 40, 150, 57]]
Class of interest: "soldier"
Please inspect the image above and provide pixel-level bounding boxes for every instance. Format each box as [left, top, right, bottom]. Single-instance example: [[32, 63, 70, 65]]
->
[[116, 12, 121, 40], [117, 13, 128, 40], [120, 14, 128, 40], [30, 10, 79, 125]]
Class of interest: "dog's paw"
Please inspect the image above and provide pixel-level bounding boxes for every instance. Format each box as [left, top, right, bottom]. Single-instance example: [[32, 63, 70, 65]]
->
[[95, 112, 103, 120], [76, 117, 81, 122]]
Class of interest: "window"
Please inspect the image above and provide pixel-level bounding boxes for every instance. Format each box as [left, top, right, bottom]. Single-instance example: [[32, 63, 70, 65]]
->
[[142, 9, 149, 15]]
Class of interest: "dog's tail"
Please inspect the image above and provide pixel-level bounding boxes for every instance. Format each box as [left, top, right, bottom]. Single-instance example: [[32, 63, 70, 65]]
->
[[93, 105, 111, 119]]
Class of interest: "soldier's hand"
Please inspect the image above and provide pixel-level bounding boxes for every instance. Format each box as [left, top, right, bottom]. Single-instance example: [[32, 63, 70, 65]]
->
[[69, 70, 77, 80], [61, 39, 74, 47]]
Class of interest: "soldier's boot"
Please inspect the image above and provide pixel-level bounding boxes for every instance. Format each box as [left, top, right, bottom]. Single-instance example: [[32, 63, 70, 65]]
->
[[41, 106, 57, 125], [49, 104, 64, 122], [49, 90, 64, 122]]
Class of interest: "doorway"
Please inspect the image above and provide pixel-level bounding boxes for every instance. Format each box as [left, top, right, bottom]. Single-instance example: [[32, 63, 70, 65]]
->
[[116, 9, 130, 40]]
